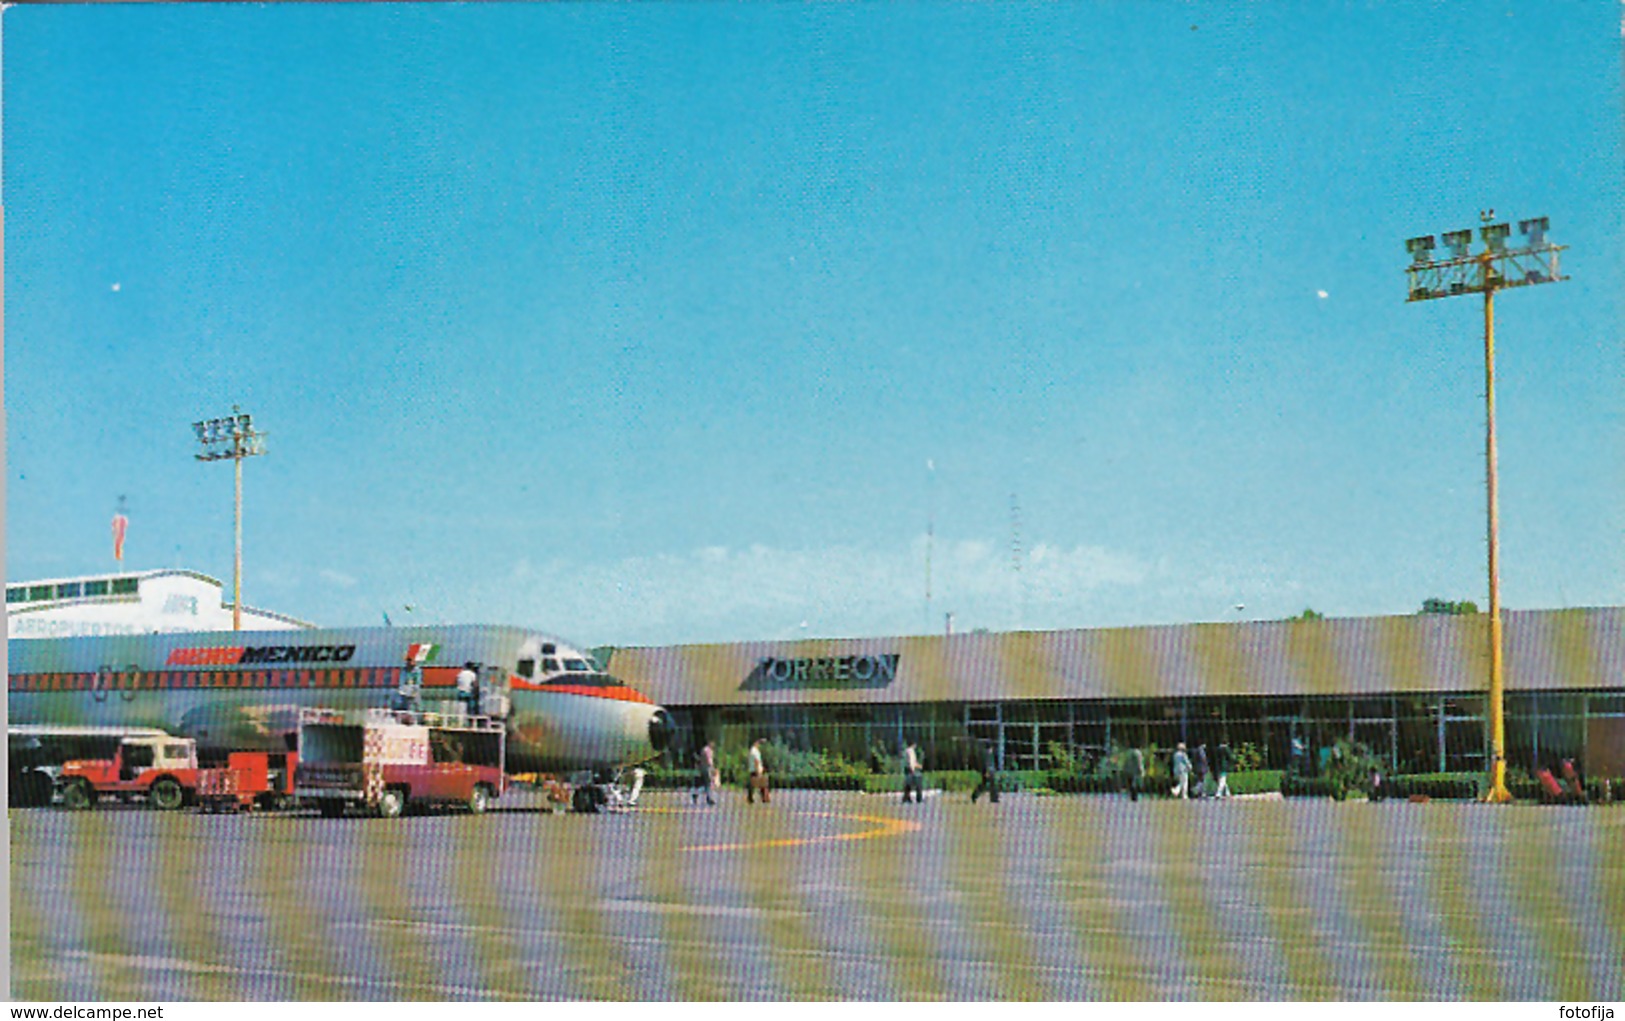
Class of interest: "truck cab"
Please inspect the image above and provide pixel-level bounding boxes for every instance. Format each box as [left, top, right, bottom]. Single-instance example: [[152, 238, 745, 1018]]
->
[[58, 736, 200, 810]]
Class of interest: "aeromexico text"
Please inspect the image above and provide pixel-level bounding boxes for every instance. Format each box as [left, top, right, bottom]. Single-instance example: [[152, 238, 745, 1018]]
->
[[167, 644, 357, 666], [754, 654, 899, 686]]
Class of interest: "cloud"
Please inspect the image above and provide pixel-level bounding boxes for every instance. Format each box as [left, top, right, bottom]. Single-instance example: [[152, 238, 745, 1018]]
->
[[319, 568, 359, 589]]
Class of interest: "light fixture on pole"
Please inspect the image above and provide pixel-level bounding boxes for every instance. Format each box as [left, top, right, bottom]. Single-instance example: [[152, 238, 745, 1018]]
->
[[1404, 213, 1566, 803], [193, 406, 267, 631]]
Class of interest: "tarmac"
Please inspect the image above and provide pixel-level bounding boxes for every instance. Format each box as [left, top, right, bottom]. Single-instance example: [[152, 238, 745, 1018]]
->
[[10, 788, 1625, 1001]]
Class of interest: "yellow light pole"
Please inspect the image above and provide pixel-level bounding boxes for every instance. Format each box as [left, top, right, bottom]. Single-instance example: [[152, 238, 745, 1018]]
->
[[1405, 215, 1565, 803], [193, 407, 267, 630]]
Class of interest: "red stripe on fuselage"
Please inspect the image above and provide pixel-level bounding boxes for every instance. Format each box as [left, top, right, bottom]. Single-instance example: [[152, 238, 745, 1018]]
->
[[509, 677, 654, 704]]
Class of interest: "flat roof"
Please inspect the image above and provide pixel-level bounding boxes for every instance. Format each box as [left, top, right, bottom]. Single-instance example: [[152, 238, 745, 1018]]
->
[[603, 607, 1625, 706]]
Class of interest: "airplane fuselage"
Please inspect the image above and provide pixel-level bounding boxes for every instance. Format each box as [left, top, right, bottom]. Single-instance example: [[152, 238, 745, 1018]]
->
[[7, 625, 673, 774]]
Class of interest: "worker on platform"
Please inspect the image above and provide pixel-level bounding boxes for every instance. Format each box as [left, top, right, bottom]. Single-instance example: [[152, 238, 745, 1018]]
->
[[457, 662, 480, 717], [393, 654, 423, 713]]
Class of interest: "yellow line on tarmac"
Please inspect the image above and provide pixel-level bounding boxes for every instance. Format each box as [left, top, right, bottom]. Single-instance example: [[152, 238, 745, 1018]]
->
[[643, 808, 922, 853]]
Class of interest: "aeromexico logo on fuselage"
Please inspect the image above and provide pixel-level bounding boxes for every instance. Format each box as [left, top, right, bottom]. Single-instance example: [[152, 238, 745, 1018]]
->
[[166, 644, 358, 667]]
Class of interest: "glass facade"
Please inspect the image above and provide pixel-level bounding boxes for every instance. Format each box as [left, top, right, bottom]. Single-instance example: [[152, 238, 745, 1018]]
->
[[663, 688, 1623, 777]]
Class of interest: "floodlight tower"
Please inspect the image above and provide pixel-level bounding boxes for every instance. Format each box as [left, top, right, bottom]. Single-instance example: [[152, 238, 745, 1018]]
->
[[1404, 213, 1566, 803], [193, 406, 267, 630]]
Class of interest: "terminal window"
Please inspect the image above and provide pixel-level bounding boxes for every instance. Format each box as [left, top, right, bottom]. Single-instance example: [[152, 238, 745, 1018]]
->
[[5, 587, 24, 603], [28, 585, 54, 601], [111, 577, 139, 595], [84, 580, 110, 596]]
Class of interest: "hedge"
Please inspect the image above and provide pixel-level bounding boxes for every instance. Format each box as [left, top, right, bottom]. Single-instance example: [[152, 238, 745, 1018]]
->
[[1389, 773, 1480, 800], [1228, 770, 1284, 796]]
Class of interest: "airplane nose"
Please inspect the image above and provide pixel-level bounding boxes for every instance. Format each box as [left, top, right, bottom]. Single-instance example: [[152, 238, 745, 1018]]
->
[[648, 708, 675, 755]]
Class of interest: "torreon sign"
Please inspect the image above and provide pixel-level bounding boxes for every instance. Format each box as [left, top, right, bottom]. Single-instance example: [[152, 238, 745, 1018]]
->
[[167, 644, 358, 666], [740, 653, 900, 691]]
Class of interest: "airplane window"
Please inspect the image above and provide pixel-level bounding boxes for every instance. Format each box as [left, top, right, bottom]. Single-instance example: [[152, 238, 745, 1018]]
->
[[517, 659, 535, 679], [542, 658, 560, 673], [549, 672, 615, 689]]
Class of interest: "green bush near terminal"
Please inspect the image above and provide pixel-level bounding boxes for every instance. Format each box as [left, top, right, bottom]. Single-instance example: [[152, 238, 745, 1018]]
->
[[639, 758, 1621, 802]]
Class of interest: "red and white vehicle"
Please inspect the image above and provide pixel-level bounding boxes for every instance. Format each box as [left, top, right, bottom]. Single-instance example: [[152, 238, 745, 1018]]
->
[[195, 751, 299, 813], [58, 735, 202, 810], [295, 707, 506, 818]]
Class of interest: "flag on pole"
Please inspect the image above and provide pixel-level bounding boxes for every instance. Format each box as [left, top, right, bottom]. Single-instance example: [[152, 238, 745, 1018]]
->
[[112, 499, 129, 562]]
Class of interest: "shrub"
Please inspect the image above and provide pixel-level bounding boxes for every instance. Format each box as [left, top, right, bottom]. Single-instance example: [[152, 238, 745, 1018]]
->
[[930, 770, 984, 794], [1231, 742, 1265, 772], [1322, 738, 1385, 800], [1045, 772, 1126, 795], [1281, 774, 1338, 798], [1226, 769, 1282, 796]]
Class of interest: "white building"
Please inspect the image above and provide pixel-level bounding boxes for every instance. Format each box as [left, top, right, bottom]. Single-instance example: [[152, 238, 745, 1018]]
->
[[6, 569, 313, 638]]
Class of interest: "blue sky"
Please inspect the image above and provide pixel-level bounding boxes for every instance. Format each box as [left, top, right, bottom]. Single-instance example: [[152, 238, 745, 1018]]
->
[[5, 3, 1621, 646]]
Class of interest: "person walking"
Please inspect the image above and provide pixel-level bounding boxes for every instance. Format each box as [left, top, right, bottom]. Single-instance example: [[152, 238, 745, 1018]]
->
[[691, 739, 717, 806], [970, 739, 1000, 803], [1170, 742, 1192, 799], [1193, 743, 1210, 799], [1213, 742, 1233, 799], [901, 741, 925, 804], [1124, 747, 1145, 802], [747, 738, 771, 804]]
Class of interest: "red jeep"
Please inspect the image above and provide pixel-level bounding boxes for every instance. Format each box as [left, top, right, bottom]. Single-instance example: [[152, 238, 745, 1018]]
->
[[59, 736, 201, 810]]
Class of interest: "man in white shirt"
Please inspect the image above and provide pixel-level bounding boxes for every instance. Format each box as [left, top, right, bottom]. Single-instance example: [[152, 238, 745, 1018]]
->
[[691, 740, 717, 806], [747, 738, 770, 804], [901, 741, 924, 804], [456, 662, 479, 716]]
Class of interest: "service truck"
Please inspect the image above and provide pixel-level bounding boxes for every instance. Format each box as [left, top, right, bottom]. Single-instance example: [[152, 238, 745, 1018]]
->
[[294, 706, 506, 818]]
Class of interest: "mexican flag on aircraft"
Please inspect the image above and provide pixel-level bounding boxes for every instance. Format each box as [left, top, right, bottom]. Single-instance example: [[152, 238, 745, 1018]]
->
[[406, 643, 439, 665]]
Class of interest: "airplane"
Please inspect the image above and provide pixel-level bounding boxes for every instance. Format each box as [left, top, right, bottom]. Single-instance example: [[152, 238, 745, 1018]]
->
[[7, 624, 675, 807]]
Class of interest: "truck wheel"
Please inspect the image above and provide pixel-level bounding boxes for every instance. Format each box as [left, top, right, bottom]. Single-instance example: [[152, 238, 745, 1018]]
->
[[149, 778, 185, 811], [468, 784, 490, 815], [572, 786, 600, 814], [62, 780, 95, 811], [377, 788, 405, 819], [318, 799, 345, 819]]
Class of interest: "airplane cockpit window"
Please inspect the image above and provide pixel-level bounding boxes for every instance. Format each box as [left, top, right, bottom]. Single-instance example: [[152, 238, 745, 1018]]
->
[[517, 658, 535, 679], [542, 658, 560, 673], [563, 658, 591, 672], [547, 672, 616, 689]]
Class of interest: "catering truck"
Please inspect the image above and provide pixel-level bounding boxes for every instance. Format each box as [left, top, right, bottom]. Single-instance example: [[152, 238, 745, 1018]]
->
[[294, 706, 506, 818]]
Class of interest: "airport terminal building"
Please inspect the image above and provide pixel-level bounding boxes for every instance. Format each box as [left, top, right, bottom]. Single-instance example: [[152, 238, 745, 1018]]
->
[[6, 569, 313, 639], [602, 607, 1625, 778]]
